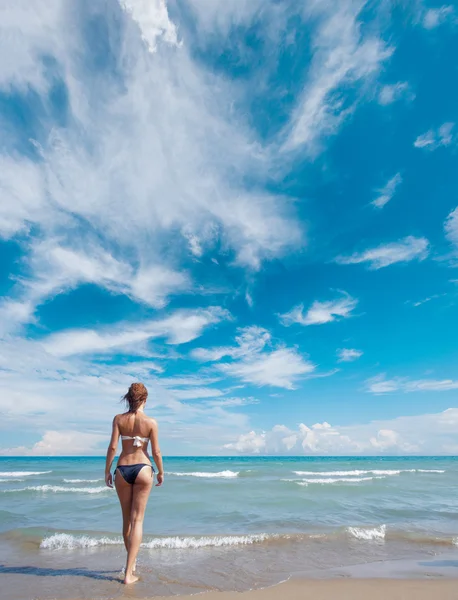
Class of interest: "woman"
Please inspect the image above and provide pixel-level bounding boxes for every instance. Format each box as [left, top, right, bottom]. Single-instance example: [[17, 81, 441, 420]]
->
[[105, 382, 164, 585]]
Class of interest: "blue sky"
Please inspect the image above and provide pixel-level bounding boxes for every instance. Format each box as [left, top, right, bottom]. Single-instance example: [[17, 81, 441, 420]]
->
[[1, 0, 458, 456]]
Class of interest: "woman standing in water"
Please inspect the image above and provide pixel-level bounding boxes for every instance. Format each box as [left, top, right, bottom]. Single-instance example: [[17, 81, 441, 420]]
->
[[105, 383, 164, 584]]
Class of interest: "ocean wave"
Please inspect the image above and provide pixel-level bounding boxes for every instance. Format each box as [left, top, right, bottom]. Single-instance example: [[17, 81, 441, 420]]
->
[[0, 471, 52, 477], [294, 476, 385, 485], [142, 534, 270, 549], [416, 469, 445, 473], [2, 485, 108, 494], [347, 525, 386, 541], [63, 479, 103, 483], [0, 478, 24, 482], [40, 533, 271, 550], [293, 469, 444, 476], [168, 471, 239, 478], [40, 533, 123, 549]]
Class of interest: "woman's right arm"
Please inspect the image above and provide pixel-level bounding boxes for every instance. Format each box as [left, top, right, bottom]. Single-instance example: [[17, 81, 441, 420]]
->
[[105, 416, 120, 488], [150, 419, 164, 486]]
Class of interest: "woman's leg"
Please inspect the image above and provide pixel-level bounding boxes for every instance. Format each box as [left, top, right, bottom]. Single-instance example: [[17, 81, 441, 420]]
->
[[114, 470, 133, 553], [124, 466, 153, 584]]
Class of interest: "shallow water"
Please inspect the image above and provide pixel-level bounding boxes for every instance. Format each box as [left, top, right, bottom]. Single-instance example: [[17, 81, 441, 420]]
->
[[1, 456, 458, 599]]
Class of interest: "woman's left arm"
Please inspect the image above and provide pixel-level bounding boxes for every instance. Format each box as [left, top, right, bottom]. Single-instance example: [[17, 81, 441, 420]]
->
[[105, 416, 120, 488]]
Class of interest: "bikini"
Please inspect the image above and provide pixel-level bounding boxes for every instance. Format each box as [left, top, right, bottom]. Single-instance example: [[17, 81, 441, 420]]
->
[[115, 436, 155, 485]]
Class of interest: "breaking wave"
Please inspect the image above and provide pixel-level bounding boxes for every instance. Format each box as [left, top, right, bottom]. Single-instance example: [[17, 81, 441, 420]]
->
[[63, 479, 103, 483], [168, 471, 239, 478], [0, 471, 52, 477], [291, 476, 385, 485], [347, 525, 386, 541], [40, 533, 272, 550], [293, 469, 444, 476], [2, 485, 108, 494]]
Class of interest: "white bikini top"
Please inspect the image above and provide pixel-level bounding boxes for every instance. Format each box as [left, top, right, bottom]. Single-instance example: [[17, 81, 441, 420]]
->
[[121, 435, 149, 447]]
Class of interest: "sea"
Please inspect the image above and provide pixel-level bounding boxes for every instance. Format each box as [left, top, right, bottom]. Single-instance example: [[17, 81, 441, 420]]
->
[[1, 456, 458, 599]]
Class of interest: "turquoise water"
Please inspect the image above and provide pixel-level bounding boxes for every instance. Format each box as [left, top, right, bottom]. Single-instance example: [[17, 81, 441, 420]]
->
[[1, 456, 458, 598]]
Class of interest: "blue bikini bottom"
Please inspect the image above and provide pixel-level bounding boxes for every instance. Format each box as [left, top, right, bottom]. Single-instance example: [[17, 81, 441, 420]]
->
[[116, 463, 154, 485]]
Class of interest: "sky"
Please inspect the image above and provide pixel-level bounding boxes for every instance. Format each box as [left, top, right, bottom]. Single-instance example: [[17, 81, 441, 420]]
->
[[1, 0, 458, 456]]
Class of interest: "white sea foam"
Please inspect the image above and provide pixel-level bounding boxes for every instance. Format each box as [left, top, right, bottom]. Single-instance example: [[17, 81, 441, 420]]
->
[[142, 534, 270, 549], [297, 476, 385, 484], [3, 485, 108, 494], [63, 479, 103, 483], [417, 469, 445, 473], [168, 470, 239, 478], [293, 469, 444, 476], [0, 471, 51, 477], [40, 533, 123, 549], [0, 478, 24, 482], [347, 525, 386, 541], [40, 533, 270, 550]]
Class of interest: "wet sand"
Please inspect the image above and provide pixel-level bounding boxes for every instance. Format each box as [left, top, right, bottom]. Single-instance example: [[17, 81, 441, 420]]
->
[[104, 578, 458, 600]]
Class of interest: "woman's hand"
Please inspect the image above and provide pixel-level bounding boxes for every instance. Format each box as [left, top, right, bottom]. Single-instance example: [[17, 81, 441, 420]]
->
[[105, 472, 113, 488], [156, 472, 164, 487]]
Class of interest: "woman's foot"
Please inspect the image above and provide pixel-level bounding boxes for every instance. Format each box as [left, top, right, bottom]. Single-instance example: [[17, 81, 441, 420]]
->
[[123, 573, 139, 585]]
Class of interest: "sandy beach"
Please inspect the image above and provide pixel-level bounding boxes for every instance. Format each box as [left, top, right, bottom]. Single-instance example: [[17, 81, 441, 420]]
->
[[70, 579, 458, 600], [180, 579, 458, 600]]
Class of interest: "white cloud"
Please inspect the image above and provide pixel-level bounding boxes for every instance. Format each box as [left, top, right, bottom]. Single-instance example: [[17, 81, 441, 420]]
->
[[219, 348, 315, 390], [372, 173, 402, 209], [445, 206, 458, 257], [0, 431, 107, 456], [414, 122, 455, 150], [423, 5, 454, 29], [168, 387, 225, 400], [378, 82, 413, 106], [0, 334, 256, 455], [335, 236, 429, 269], [366, 374, 458, 394], [192, 326, 270, 362], [193, 326, 315, 389], [280, 292, 358, 326], [204, 397, 259, 408], [184, 0, 265, 35], [119, 0, 179, 52], [0, 0, 304, 337], [224, 408, 458, 455], [43, 307, 230, 357], [283, 1, 392, 152], [337, 348, 362, 362]]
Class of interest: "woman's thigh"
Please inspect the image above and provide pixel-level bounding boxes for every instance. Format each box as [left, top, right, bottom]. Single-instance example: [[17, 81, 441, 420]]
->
[[115, 470, 133, 519], [131, 467, 153, 520]]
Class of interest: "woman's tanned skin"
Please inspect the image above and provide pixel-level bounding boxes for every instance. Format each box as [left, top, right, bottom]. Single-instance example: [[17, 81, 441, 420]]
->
[[105, 383, 164, 584]]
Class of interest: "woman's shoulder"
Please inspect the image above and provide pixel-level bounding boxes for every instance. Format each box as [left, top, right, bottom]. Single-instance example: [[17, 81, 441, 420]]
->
[[113, 412, 129, 423]]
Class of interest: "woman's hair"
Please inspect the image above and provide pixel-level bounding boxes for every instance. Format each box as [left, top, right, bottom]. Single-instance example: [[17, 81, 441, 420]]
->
[[123, 383, 148, 413]]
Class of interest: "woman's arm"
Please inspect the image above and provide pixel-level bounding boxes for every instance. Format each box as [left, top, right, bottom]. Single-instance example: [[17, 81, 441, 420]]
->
[[105, 416, 120, 488], [149, 419, 164, 486]]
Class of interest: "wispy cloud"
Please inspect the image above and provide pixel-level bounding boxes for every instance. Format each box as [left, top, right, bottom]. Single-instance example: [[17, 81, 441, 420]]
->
[[372, 173, 402, 209], [422, 5, 454, 29], [414, 122, 455, 150], [43, 307, 230, 357], [280, 292, 358, 326], [193, 326, 315, 389], [218, 348, 315, 390], [337, 348, 362, 362], [366, 374, 458, 394], [378, 82, 413, 106], [0, 0, 304, 338], [282, 1, 392, 153], [335, 236, 429, 269], [445, 206, 458, 259]]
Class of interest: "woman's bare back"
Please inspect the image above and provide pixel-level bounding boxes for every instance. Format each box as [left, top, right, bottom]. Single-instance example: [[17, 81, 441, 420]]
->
[[116, 411, 156, 465]]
